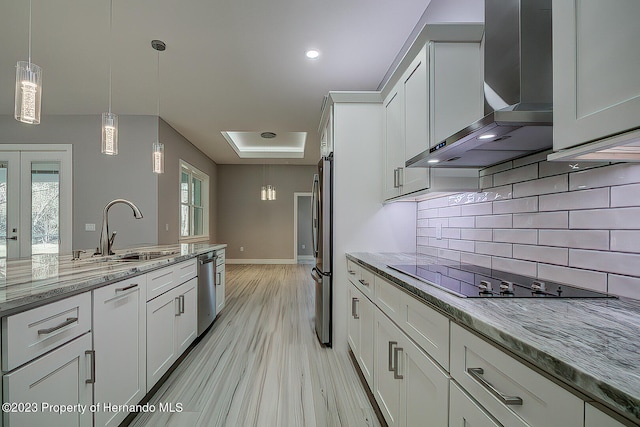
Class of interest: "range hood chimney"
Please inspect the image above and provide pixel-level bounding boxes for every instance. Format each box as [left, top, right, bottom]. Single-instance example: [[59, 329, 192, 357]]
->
[[407, 0, 553, 168]]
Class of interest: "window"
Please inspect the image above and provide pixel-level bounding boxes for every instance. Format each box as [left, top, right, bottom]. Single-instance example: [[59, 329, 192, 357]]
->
[[180, 160, 209, 241]]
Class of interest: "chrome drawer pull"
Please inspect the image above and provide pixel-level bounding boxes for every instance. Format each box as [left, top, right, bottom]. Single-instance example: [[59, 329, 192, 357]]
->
[[351, 298, 359, 319], [388, 341, 398, 372], [358, 279, 369, 287], [179, 295, 185, 314], [115, 283, 138, 292], [347, 269, 356, 275], [467, 368, 523, 406], [393, 347, 404, 380], [85, 350, 96, 384], [37, 317, 78, 335]]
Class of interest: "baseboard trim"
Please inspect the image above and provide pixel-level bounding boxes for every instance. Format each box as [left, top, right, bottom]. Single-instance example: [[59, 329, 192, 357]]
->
[[226, 258, 296, 265]]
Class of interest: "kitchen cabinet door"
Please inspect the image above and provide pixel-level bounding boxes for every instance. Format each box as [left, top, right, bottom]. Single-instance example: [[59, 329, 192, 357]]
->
[[347, 285, 361, 357], [585, 403, 627, 427], [216, 264, 226, 314], [175, 278, 198, 355], [402, 335, 449, 427], [358, 289, 375, 389], [449, 381, 501, 427], [93, 276, 147, 427], [553, 0, 640, 151], [3, 333, 92, 427], [146, 286, 179, 389], [383, 86, 404, 200], [374, 308, 403, 427]]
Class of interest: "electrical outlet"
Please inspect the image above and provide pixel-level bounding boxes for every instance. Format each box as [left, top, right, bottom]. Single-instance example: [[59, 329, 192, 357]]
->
[[165, 224, 169, 231], [85, 223, 96, 232], [240, 247, 244, 252]]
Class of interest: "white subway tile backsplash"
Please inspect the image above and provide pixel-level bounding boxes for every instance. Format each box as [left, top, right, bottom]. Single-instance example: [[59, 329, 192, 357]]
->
[[538, 230, 609, 250], [417, 246, 438, 257], [438, 249, 461, 262], [513, 174, 568, 198], [480, 161, 513, 177], [493, 163, 538, 186], [437, 206, 461, 218], [442, 228, 461, 239], [417, 219, 430, 228], [539, 188, 609, 211], [537, 264, 607, 292], [428, 237, 449, 249], [538, 161, 609, 178], [492, 257, 537, 277], [476, 214, 512, 229], [479, 175, 493, 190], [460, 252, 492, 268], [417, 200, 429, 211], [493, 229, 538, 245], [493, 197, 538, 214], [475, 242, 512, 257], [449, 216, 476, 228], [428, 218, 449, 228], [483, 185, 513, 200], [417, 227, 433, 237], [610, 230, 640, 253], [417, 237, 430, 246], [570, 163, 640, 190], [513, 212, 568, 229], [610, 183, 640, 207], [570, 249, 640, 277], [417, 209, 438, 219], [449, 239, 475, 252], [570, 207, 640, 230], [513, 244, 568, 265], [460, 202, 493, 216], [461, 229, 493, 242], [426, 197, 451, 209], [607, 274, 640, 299]]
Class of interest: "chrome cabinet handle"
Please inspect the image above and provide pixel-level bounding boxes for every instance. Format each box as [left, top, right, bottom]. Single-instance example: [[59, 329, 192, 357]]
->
[[179, 295, 185, 314], [393, 347, 404, 379], [393, 168, 399, 188], [467, 368, 523, 406], [358, 279, 369, 287], [175, 297, 181, 316], [85, 350, 96, 384], [217, 272, 221, 285], [38, 317, 78, 335], [351, 298, 359, 319], [388, 341, 398, 372], [397, 167, 404, 186], [347, 269, 356, 275], [115, 283, 138, 292]]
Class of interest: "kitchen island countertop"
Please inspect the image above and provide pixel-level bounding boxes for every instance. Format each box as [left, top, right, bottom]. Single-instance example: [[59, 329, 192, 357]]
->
[[348, 252, 640, 425], [0, 243, 226, 317]]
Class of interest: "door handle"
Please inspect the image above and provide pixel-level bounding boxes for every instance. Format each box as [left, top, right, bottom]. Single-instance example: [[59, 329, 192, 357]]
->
[[358, 279, 369, 287], [85, 350, 96, 384], [388, 341, 398, 372], [351, 297, 359, 319], [397, 167, 404, 186], [115, 283, 138, 293], [393, 347, 404, 379], [467, 368, 523, 406], [393, 168, 399, 188], [311, 268, 323, 284], [8, 236, 17, 240], [38, 317, 78, 335], [175, 297, 181, 316], [179, 295, 185, 314]]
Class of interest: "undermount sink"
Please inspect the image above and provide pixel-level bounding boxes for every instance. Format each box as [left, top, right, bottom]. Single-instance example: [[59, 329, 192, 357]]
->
[[113, 251, 179, 261]]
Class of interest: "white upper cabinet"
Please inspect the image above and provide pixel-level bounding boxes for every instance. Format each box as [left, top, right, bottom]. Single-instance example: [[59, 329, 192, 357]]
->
[[553, 0, 640, 151]]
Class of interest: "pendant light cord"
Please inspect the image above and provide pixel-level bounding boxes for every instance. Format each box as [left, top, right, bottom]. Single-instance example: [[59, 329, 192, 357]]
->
[[156, 50, 160, 118], [108, 0, 113, 113], [28, 0, 32, 65]]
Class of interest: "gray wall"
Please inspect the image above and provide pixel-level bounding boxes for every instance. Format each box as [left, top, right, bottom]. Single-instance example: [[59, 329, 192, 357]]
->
[[0, 115, 158, 251], [217, 164, 316, 261], [157, 119, 218, 244], [297, 195, 312, 257]]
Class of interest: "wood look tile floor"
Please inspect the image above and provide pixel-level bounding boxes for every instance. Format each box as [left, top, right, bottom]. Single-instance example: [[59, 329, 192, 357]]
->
[[131, 264, 381, 427]]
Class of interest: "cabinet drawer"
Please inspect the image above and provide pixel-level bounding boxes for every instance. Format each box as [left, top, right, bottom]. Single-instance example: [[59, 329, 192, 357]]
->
[[215, 249, 225, 265], [346, 259, 359, 285], [400, 291, 450, 371], [449, 381, 501, 427], [451, 323, 583, 427], [357, 267, 374, 298], [375, 275, 402, 322], [147, 265, 175, 301], [2, 292, 92, 372], [175, 259, 197, 284]]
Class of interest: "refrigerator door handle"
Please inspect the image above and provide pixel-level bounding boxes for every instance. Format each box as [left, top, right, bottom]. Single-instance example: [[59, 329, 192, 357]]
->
[[311, 175, 319, 257], [311, 267, 323, 284]]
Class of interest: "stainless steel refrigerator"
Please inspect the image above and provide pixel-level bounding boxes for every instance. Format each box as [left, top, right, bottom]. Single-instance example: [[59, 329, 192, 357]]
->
[[311, 154, 332, 346]]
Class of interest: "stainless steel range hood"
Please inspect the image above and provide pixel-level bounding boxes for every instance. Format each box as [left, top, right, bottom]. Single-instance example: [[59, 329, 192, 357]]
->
[[407, 0, 553, 168]]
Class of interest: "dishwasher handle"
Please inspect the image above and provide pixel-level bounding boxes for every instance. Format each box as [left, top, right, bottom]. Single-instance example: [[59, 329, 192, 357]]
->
[[199, 255, 218, 265]]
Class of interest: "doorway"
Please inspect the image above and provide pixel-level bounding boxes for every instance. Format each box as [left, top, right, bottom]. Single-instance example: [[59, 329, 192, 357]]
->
[[294, 192, 313, 264], [0, 145, 72, 259]]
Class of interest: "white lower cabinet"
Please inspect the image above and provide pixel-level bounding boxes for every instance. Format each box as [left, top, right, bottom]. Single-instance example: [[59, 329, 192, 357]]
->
[[2, 333, 93, 427], [449, 381, 501, 427], [374, 307, 449, 427], [347, 283, 374, 388], [584, 403, 628, 427], [147, 277, 198, 389], [93, 276, 147, 427], [215, 261, 226, 315]]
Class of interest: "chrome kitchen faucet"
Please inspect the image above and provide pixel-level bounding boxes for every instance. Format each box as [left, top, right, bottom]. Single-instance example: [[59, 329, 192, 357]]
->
[[95, 199, 143, 256]]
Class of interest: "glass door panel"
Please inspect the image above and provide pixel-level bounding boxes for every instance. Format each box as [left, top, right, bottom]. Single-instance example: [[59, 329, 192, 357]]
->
[[0, 153, 20, 259], [30, 162, 61, 255]]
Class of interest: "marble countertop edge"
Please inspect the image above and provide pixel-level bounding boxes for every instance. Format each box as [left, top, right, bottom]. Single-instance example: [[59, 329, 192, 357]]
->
[[346, 252, 640, 425]]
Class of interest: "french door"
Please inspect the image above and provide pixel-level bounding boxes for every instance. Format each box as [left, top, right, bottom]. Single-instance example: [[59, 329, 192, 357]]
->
[[0, 145, 72, 259]]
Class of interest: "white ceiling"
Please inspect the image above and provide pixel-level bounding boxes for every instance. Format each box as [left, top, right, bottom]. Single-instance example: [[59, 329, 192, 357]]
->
[[0, 0, 432, 165]]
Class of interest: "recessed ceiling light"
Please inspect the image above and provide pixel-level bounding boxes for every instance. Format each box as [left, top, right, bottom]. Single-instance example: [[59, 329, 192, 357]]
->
[[478, 133, 497, 140], [427, 159, 439, 164], [305, 49, 320, 59]]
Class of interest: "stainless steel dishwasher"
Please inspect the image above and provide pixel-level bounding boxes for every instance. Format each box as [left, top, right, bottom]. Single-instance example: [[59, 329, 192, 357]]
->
[[197, 251, 217, 336]]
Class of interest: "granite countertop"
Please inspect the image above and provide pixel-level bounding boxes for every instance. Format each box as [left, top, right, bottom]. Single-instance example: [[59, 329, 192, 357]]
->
[[347, 252, 640, 424], [0, 243, 226, 317]]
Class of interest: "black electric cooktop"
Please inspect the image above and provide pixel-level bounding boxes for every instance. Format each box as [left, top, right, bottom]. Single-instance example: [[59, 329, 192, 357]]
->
[[388, 262, 616, 299]]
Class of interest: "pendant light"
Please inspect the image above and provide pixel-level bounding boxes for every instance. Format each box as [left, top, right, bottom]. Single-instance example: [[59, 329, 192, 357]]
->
[[151, 40, 166, 174], [260, 164, 276, 201], [15, 0, 42, 125], [101, 0, 118, 155]]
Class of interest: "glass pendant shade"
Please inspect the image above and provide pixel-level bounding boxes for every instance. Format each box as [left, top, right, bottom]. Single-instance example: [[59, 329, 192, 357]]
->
[[271, 186, 277, 200], [261, 186, 267, 200], [15, 61, 42, 125], [101, 112, 118, 155], [152, 142, 164, 174]]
